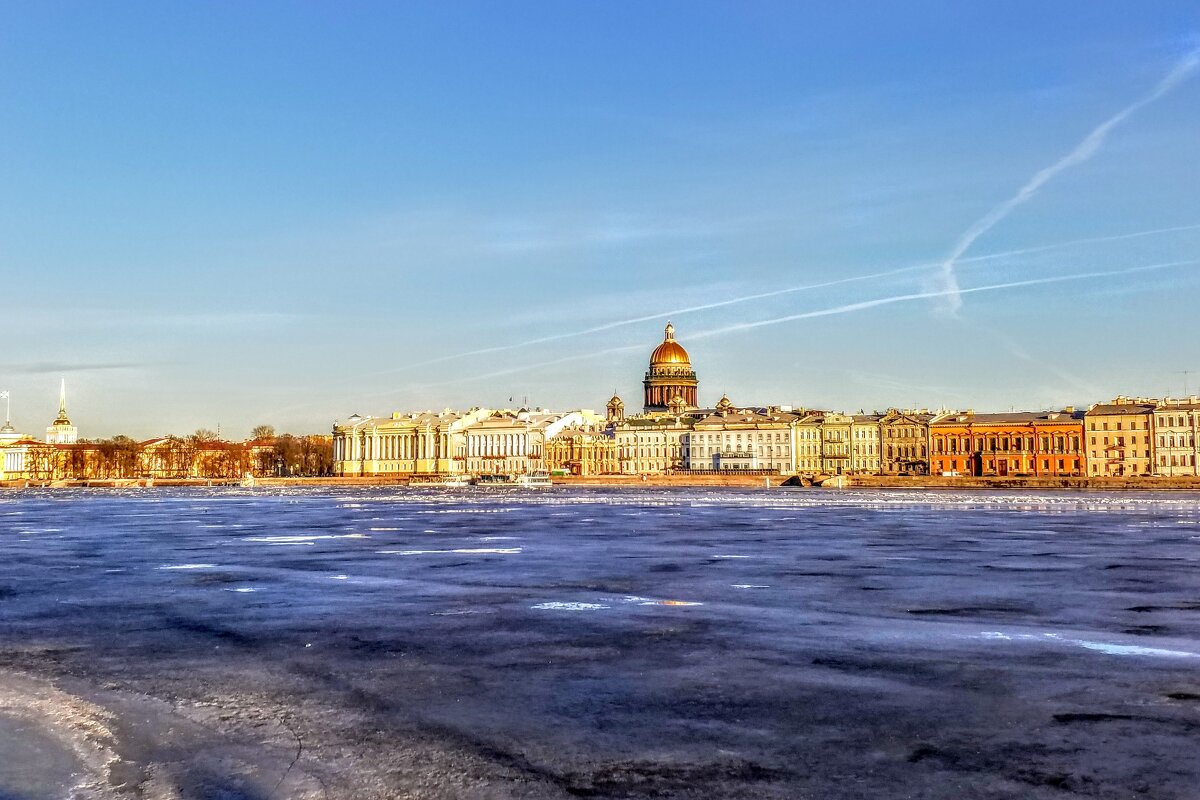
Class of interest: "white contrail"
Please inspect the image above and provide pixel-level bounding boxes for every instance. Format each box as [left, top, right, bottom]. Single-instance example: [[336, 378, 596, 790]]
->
[[372, 221, 1200, 377], [937, 47, 1200, 313], [692, 260, 1196, 339], [382, 263, 928, 373], [405, 259, 1197, 390], [280, 257, 1194, 417]]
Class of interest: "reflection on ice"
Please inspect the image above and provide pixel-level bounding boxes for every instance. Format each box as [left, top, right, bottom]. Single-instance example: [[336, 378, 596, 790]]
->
[[378, 548, 521, 555], [244, 534, 366, 543], [981, 630, 1200, 659]]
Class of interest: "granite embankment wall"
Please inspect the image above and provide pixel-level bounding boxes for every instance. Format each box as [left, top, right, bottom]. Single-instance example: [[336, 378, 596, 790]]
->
[[5, 475, 1200, 491]]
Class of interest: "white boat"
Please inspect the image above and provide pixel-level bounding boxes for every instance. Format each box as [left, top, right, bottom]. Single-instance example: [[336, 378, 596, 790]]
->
[[409, 474, 474, 488], [513, 470, 553, 488]]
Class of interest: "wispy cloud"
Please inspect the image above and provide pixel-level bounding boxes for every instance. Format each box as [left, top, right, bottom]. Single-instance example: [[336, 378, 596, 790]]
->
[[692, 260, 1197, 339], [936, 46, 1200, 313], [368, 222, 1200, 378], [3, 361, 153, 375], [386, 260, 1199, 395]]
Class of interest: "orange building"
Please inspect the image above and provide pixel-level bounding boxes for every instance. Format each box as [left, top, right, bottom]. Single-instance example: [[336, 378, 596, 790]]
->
[[930, 409, 1084, 477]]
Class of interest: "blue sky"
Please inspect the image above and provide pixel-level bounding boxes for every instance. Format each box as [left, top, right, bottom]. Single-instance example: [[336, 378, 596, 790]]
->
[[2, 2, 1198, 437]]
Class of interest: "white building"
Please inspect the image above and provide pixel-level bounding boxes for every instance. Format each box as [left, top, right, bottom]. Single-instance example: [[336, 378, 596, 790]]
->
[[850, 415, 882, 474], [687, 398, 796, 474], [332, 407, 605, 477], [1154, 397, 1200, 477], [463, 409, 605, 476]]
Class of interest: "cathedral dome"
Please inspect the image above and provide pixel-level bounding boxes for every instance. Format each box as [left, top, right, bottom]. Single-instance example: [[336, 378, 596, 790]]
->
[[649, 322, 690, 366]]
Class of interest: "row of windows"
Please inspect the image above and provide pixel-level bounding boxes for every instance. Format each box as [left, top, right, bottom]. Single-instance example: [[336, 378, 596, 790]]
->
[[1161, 455, 1198, 467], [1088, 420, 1145, 431], [1090, 436, 1150, 446], [1159, 434, 1198, 447], [932, 436, 1080, 454], [694, 432, 786, 442], [884, 427, 923, 439], [935, 458, 1080, 472]]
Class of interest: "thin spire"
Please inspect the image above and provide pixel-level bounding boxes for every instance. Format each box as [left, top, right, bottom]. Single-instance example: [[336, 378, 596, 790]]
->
[[54, 378, 70, 424]]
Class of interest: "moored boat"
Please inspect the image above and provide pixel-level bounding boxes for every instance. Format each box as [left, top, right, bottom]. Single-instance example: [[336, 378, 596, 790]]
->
[[408, 474, 475, 488], [513, 470, 552, 488]]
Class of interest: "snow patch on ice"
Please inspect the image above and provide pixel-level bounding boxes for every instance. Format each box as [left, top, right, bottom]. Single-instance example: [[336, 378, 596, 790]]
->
[[377, 548, 521, 555], [532, 602, 609, 611]]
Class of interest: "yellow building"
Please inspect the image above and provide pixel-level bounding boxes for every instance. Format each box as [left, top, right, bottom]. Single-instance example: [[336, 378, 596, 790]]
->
[[614, 413, 694, 474], [792, 412, 824, 475], [1084, 398, 1155, 477], [819, 412, 854, 475], [545, 426, 618, 476]]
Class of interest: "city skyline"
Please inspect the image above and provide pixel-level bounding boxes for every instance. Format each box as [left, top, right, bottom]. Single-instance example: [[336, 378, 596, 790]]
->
[[2, 3, 1199, 438]]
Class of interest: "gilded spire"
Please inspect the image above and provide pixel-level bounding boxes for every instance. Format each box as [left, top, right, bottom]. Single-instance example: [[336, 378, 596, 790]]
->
[[55, 378, 70, 424]]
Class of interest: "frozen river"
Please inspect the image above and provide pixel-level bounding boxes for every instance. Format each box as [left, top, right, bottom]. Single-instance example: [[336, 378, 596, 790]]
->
[[2, 487, 1200, 798]]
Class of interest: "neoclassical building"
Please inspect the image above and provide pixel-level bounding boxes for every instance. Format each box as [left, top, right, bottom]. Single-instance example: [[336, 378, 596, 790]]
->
[[929, 409, 1084, 477], [545, 425, 618, 476], [878, 409, 933, 475], [1154, 397, 1200, 477], [332, 407, 607, 477], [688, 397, 798, 474], [333, 408, 493, 477], [643, 322, 698, 413]]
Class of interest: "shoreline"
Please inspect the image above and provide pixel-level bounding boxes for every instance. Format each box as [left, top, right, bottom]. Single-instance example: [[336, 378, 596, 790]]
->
[[4, 474, 1200, 491]]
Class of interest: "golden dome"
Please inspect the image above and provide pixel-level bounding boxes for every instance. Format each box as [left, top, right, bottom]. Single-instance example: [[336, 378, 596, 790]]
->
[[650, 322, 691, 365]]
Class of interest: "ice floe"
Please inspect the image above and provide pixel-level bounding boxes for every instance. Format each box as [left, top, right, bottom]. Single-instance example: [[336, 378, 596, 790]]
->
[[532, 602, 610, 611]]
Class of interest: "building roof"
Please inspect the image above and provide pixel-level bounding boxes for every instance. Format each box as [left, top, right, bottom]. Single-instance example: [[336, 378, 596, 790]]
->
[[1086, 403, 1154, 416], [931, 409, 1084, 427], [1158, 398, 1200, 411]]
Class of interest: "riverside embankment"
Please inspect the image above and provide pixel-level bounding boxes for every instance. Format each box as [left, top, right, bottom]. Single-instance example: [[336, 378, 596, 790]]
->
[[5, 474, 1200, 490]]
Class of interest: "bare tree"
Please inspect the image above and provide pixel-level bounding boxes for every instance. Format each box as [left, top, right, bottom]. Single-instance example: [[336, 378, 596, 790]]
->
[[251, 425, 276, 440]]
